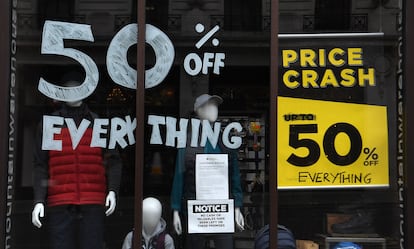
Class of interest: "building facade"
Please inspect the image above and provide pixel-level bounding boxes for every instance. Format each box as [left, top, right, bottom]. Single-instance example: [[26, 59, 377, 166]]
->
[[0, 0, 413, 249]]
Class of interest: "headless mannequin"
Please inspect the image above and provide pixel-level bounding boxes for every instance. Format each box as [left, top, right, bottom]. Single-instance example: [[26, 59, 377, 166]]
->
[[31, 99, 117, 228], [122, 197, 175, 249], [172, 101, 245, 235], [143, 198, 163, 237]]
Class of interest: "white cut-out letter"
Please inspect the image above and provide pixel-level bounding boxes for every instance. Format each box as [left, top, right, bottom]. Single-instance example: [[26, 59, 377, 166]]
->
[[109, 117, 128, 149], [222, 122, 242, 149], [42, 115, 64, 151], [125, 116, 137, 146], [38, 21, 99, 102], [65, 118, 91, 149], [190, 118, 201, 147], [148, 115, 166, 145], [91, 119, 108, 148], [200, 120, 221, 148], [107, 24, 175, 89], [166, 117, 188, 148]]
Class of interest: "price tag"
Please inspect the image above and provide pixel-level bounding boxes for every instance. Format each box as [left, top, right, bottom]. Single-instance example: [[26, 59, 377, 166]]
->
[[277, 96, 389, 189]]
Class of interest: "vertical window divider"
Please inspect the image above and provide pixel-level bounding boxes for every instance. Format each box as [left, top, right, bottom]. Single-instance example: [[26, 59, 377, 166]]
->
[[405, 1, 414, 248], [0, 0, 11, 247], [134, 0, 146, 248], [270, 0, 279, 248]]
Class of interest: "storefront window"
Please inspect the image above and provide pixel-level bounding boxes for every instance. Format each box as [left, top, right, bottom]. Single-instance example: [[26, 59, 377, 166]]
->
[[143, 1, 270, 248], [2, 0, 409, 249], [277, 1, 402, 249], [9, 1, 138, 248]]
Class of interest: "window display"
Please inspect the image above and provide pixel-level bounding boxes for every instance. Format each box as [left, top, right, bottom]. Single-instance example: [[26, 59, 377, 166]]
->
[[0, 0, 411, 249], [122, 197, 175, 249], [170, 94, 244, 248], [277, 2, 403, 249], [31, 73, 122, 248]]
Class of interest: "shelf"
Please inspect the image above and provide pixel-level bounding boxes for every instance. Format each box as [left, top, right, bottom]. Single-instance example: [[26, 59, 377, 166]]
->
[[325, 236, 386, 249]]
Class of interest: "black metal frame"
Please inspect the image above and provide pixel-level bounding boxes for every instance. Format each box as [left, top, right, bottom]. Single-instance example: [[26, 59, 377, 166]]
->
[[0, 0, 10, 246], [269, 0, 279, 248], [0, 1, 412, 249], [133, 0, 146, 248], [404, 0, 414, 248]]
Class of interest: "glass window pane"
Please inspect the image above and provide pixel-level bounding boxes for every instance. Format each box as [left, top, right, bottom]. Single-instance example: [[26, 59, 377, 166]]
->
[[278, 1, 402, 249], [143, 1, 271, 248], [9, 1, 138, 248]]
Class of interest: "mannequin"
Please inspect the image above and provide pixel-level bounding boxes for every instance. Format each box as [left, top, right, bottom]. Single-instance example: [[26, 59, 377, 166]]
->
[[171, 94, 244, 249], [31, 75, 122, 249], [32, 100, 118, 228], [122, 197, 175, 249]]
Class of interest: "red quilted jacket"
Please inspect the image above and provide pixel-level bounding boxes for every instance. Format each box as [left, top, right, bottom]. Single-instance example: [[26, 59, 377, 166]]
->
[[47, 127, 106, 206]]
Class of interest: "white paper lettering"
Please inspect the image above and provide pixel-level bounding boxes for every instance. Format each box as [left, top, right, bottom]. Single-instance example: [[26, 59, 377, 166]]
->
[[200, 120, 221, 148], [42, 115, 64, 151], [191, 118, 201, 147], [109, 117, 128, 149], [147, 115, 166, 145], [90, 119, 108, 148], [38, 21, 99, 102], [147, 115, 242, 149], [222, 122, 243, 149], [65, 118, 91, 149], [107, 24, 175, 89], [125, 116, 137, 145], [165, 117, 188, 148]]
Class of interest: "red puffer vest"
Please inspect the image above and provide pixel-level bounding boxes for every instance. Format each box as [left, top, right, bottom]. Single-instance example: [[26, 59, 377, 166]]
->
[[47, 127, 106, 206]]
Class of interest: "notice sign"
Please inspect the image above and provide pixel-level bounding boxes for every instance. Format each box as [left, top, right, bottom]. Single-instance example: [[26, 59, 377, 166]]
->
[[277, 97, 389, 189], [196, 154, 229, 200], [187, 199, 234, 234]]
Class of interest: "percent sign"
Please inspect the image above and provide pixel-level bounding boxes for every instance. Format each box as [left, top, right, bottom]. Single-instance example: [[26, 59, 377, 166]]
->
[[183, 23, 225, 76], [363, 147, 379, 166], [364, 147, 378, 160], [195, 23, 220, 48]]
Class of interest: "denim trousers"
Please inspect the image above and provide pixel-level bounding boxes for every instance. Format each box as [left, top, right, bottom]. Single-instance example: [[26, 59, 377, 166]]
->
[[48, 204, 104, 249]]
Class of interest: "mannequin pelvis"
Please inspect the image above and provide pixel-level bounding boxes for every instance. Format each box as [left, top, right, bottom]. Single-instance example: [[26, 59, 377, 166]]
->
[[32, 191, 116, 228], [143, 197, 163, 235], [196, 102, 219, 123]]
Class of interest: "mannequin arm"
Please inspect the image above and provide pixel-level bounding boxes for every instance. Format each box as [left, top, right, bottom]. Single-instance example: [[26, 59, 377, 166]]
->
[[105, 191, 116, 216], [235, 207, 245, 231], [32, 203, 45, 228], [173, 210, 182, 235]]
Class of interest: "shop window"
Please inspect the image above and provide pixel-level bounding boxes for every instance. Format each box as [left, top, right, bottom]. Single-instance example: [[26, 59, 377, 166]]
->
[[4, 0, 407, 249]]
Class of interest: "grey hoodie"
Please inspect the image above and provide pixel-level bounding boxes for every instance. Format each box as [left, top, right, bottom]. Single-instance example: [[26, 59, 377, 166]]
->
[[122, 218, 175, 249]]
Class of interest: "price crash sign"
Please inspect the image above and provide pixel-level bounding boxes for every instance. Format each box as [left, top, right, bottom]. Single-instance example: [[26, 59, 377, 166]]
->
[[278, 47, 389, 189]]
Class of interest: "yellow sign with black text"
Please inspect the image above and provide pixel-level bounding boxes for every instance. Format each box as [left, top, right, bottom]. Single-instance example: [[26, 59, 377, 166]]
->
[[277, 97, 389, 189]]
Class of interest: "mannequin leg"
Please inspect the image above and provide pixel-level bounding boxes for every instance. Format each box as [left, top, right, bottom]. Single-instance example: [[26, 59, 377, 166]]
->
[[213, 234, 233, 249], [48, 205, 77, 249], [78, 205, 105, 249]]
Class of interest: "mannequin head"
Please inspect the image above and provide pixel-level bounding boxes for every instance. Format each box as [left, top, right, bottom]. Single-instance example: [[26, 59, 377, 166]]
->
[[61, 71, 84, 107], [194, 94, 223, 122], [142, 197, 162, 234], [63, 81, 83, 107]]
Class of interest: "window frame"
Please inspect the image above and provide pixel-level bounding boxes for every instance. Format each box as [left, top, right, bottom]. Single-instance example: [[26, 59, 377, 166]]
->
[[0, 1, 412, 249]]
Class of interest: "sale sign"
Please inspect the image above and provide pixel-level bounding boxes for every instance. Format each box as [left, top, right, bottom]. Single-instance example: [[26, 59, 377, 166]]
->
[[37, 21, 242, 151], [277, 97, 389, 189]]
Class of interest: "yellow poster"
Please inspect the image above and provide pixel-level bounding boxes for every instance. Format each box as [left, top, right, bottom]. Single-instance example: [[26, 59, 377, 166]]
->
[[277, 97, 389, 189]]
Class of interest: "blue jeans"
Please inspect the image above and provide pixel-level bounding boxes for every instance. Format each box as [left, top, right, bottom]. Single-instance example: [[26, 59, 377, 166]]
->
[[48, 205, 104, 249], [186, 234, 234, 249]]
